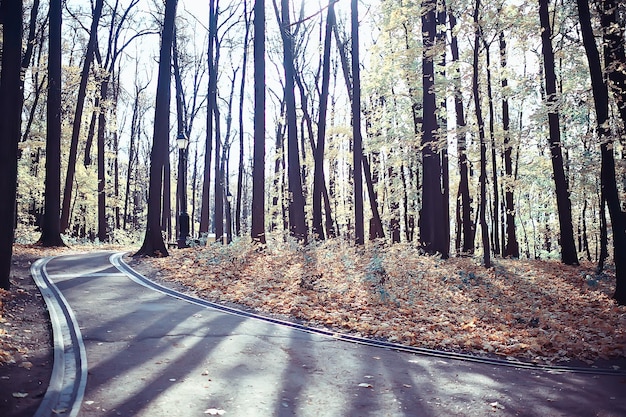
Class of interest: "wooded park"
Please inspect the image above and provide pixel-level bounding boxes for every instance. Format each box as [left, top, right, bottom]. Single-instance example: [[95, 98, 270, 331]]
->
[[0, 0, 625, 318]]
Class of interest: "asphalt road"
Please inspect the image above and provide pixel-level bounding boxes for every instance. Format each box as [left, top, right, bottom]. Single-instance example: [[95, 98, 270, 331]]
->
[[31, 251, 626, 417]]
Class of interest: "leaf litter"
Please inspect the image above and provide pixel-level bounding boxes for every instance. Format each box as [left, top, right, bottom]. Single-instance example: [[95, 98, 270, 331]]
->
[[130, 238, 626, 365]]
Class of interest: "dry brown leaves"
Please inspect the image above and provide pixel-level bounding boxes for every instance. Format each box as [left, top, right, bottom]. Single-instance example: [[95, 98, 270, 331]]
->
[[137, 238, 626, 365]]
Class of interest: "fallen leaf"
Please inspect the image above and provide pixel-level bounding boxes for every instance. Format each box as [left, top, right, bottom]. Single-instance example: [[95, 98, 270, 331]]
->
[[12, 392, 28, 398], [489, 401, 505, 410], [358, 383, 373, 388]]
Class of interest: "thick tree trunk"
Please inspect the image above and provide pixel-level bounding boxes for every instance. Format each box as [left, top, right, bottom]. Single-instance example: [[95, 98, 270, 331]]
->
[[134, 0, 178, 257], [0, 0, 24, 289], [538, 0, 578, 265], [38, 0, 65, 247], [420, 0, 448, 258], [577, 0, 626, 304], [251, 0, 266, 244]]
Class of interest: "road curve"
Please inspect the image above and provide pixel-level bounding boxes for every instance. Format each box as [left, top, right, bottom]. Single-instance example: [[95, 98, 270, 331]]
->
[[32, 251, 626, 417]]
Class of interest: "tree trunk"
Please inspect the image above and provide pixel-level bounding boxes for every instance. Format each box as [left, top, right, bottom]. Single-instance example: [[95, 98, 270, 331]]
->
[[500, 31, 519, 258], [577, 0, 626, 304], [134, 0, 178, 257], [472, 0, 490, 267], [538, 0, 578, 265], [449, 13, 474, 254], [352, 0, 364, 245], [312, 1, 335, 241], [83, 104, 98, 167], [251, 0, 266, 244], [236, 2, 251, 237], [97, 78, 109, 242], [601, 0, 626, 128], [0, 0, 24, 289], [200, 0, 217, 236], [38, 0, 65, 247], [420, 0, 448, 258], [280, 0, 307, 242], [483, 39, 501, 256], [61, 0, 104, 233]]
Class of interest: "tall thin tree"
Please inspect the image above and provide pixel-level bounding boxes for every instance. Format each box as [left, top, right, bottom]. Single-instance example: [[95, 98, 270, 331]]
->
[[538, 0, 578, 265], [60, 0, 104, 233], [200, 0, 218, 236], [279, 0, 307, 242], [449, 12, 474, 254], [472, 0, 490, 267], [38, 0, 65, 247], [134, 0, 178, 257], [251, 0, 266, 244], [352, 0, 364, 245], [312, 0, 335, 240], [500, 30, 519, 258], [577, 0, 626, 304], [0, 0, 24, 289]]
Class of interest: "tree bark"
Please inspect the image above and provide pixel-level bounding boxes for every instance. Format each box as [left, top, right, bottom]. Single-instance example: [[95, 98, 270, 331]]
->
[[538, 0, 578, 265], [0, 0, 24, 289]]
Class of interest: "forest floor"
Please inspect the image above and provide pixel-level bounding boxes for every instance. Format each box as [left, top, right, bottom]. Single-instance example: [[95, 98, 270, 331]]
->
[[1, 240, 625, 415], [127, 238, 626, 366]]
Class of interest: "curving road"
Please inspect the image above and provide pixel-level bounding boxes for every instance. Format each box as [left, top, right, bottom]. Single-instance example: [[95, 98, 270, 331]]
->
[[31, 251, 626, 417]]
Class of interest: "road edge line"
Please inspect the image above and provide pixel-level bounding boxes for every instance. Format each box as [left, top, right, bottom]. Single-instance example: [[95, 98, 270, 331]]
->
[[31, 257, 88, 417]]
